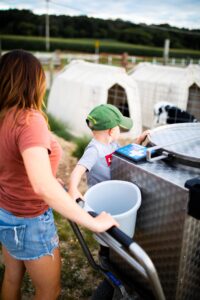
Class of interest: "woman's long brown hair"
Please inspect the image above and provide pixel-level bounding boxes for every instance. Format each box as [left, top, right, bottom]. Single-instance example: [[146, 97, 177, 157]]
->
[[0, 49, 46, 121]]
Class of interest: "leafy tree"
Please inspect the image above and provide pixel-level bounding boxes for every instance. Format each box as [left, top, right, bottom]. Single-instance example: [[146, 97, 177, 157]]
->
[[119, 28, 153, 45], [17, 22, 36, 36], [0, 9, 200, 50]]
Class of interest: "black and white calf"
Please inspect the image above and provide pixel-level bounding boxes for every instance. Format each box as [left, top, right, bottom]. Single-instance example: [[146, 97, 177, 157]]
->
[[154, 102, 197, 125]]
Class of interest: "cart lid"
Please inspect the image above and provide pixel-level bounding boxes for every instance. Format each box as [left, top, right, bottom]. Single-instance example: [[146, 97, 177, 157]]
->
[[148, 123, 200, 164]]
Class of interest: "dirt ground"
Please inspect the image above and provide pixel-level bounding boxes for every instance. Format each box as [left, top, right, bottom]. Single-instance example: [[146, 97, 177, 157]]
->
[[55, 134, 88, 194]]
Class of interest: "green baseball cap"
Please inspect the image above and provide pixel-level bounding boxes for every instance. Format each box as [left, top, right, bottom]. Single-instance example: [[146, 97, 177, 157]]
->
[[86, 104, 133, 131]]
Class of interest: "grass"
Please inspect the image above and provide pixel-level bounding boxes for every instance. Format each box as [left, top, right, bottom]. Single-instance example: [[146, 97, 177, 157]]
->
[[46, 110, 91, 159], [1, 34, 200, 58], [47, 113, 74, 141], [0, 34, 199, 52], [52, 212, 101, 299], [72, 136, 92, 159]]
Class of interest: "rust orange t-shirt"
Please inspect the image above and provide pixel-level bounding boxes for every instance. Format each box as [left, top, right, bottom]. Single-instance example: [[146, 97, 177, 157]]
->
[[0, 108, 63, 217]]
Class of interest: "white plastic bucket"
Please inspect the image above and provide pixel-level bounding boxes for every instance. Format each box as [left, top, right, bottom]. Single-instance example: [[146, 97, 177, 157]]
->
[[84, 180, 141, 238]]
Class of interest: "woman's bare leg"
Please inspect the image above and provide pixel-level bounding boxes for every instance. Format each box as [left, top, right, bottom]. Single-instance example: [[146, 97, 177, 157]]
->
[[24, 248, 61, 300], [1, 246, 26, 300]]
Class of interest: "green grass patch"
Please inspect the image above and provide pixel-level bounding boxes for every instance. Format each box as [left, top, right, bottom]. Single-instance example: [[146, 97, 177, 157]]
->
[[47, 113, 74, 141], [54, 211, 101, 299], [1, 35, 200, 58], [72, 136, 91, 159]]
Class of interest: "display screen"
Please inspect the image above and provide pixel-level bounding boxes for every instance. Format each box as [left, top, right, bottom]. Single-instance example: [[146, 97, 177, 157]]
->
[[115, 143, 151, 162]]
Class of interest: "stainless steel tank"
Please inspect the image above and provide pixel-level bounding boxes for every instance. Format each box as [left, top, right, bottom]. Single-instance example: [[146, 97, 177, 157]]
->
[[111, 123, 200, 300]]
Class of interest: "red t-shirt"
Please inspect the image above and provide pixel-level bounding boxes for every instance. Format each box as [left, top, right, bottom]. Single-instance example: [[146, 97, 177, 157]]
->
[[0, 108, 62, 217]]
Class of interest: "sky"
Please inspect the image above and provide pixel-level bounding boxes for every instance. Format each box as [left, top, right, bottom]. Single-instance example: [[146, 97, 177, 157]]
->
[[0, 0, 200, 30]]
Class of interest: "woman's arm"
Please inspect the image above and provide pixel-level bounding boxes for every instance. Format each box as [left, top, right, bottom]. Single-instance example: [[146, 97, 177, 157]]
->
[[22, 146, 118, 232]]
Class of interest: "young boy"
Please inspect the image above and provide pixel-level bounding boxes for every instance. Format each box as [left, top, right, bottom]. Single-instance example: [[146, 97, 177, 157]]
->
[[68, 104, 148, 268]]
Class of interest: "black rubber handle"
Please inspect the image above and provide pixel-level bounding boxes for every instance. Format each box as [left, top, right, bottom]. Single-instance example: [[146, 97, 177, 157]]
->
[[185, 177, 200, 219], [88, 211, 133, 249], [75, 198, 85, 208]]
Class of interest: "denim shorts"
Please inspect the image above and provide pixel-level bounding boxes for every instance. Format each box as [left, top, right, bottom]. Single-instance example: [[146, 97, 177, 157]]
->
[[0, 207, 59, 260]]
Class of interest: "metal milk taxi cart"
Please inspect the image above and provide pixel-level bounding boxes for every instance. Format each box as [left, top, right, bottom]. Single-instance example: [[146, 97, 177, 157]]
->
[[69, 123, 200, 300], [111, 123, 200, 300]]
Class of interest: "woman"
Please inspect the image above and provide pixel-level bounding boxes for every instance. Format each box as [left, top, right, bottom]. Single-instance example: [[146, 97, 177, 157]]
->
[[0, 50, 118, 300]]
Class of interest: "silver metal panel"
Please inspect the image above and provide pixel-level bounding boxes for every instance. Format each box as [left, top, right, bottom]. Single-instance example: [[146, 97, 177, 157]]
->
[[176, 216, 200, 300], [135, 159, 199, 188], [111, 155, 200, 300]]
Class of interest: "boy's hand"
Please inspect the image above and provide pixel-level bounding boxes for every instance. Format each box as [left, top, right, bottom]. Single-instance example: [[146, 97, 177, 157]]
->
[[68, 187, 84, 201], [135, 130, 150, 145]]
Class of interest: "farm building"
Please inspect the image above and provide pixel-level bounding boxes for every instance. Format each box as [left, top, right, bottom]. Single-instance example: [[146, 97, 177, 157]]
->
[[129, 63, 200, 128], [47, 60, 142, 137]]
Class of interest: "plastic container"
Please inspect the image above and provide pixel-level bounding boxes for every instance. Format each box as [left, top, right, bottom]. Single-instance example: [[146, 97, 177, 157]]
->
[[84, 180, 141, 238]]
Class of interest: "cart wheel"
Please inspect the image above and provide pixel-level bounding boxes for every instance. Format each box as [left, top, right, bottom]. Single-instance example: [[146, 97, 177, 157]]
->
[[91, 279, 115, 300]]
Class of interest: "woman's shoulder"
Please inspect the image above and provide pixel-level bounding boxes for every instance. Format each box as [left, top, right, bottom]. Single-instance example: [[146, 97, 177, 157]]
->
[[19, 108, 45, 119], [16, 109, 47, 126], [3, 108, 44, 128]]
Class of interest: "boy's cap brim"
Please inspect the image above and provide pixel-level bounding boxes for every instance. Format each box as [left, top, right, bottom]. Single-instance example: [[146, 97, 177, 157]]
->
[[119, 116, 133, 130], [86, 104, 133, 131]]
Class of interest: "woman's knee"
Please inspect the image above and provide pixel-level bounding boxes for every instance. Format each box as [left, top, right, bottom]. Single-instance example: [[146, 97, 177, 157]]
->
[[53, 284, 61, 299], [51, 280, 61, 297], [25, 249, 61, 298], [2, 247, 25, 284], [36, 282, 61, 299]]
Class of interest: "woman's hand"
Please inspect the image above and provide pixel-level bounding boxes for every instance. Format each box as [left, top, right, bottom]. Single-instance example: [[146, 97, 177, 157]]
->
[[94, 211, 119, 233]]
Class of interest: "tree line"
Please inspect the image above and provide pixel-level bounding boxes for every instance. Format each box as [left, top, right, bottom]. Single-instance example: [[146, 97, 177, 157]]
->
[[0, 9, 200, 50]]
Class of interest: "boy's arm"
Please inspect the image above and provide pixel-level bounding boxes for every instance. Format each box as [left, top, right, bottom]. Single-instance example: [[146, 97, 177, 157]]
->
[[68, 164, 87, 200], [69, 144, 99, 200], [134, 130, 150, 145]]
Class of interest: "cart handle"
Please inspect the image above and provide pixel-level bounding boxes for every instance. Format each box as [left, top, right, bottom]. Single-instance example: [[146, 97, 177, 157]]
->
[[88, 209, 166, 300], [89, 210, 133, 248], [76, 198, 133, 248]]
